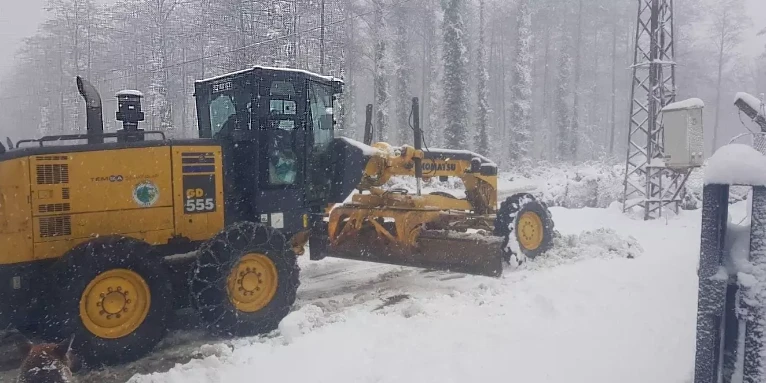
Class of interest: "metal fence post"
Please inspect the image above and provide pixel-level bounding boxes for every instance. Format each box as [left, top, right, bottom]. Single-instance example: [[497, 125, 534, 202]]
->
[[743, 186, 766, 382], [695, 184, 731, 383]]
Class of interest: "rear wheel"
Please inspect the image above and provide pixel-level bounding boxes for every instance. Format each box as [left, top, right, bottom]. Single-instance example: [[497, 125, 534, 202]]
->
[[190, 222, 300, 336], [40, 237, 173, 367], [495, 193, 555, 263]]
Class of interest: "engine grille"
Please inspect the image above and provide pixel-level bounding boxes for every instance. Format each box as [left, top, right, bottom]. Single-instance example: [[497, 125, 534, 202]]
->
[[38, 203, 71, 214], [39, 216, 72, 238], [36, 164, 69, 185]]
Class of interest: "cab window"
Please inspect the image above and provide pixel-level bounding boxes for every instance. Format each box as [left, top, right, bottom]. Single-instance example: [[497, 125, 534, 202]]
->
[[308, 82, 334, 147], [204, 79, 252, 138], [306, 81, 336, 201]]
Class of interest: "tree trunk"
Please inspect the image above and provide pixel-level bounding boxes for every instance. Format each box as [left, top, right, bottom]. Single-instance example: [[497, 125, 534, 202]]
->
[[571, 0, 584, 161], [713, 38, 725, 153], [500, 21, 507, 146], [542, 18, 552, 160], [609, 9, 618, 156]]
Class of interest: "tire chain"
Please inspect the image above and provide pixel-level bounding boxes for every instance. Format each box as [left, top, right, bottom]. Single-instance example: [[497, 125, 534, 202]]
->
[[190, 222, 300, 335]]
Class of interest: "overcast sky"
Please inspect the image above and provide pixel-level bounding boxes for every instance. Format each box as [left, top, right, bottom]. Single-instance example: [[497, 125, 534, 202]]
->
[[0, 0, 765, 78]]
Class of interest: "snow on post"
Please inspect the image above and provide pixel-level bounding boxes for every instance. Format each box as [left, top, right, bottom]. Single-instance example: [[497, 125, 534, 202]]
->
[[734, 92, 766, 132], [695, 167, 766, 382], [662, 98, 705, 111], [735, 92, 763, 115], [704, 144, 766, 186]]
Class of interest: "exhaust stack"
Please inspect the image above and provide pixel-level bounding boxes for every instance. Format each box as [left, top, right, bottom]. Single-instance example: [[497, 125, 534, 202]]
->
[[76, 76, 104, 145]]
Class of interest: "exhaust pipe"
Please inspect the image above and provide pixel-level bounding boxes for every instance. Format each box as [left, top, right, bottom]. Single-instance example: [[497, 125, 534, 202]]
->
[[363, 104, 374, 145], [76, 76, 104, 145], [412, 97, 422, 196]]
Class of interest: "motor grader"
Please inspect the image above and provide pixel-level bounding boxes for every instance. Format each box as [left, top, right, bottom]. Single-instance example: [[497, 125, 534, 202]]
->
[[0, 66, 555, 368]]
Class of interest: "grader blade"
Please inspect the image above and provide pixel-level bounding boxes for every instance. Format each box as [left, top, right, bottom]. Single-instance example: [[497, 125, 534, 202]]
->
[[326, 229, 504, 277]]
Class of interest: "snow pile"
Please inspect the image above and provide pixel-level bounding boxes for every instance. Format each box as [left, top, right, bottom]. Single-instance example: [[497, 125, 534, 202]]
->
[[192, 343, 234, 360], [704, 144, 766, 186], [505, 161, 625, 209], [383, 160, 705, 211], [278, 304, 331, 344], [520, 228, 643, 271], [126, 351, 230, 383]]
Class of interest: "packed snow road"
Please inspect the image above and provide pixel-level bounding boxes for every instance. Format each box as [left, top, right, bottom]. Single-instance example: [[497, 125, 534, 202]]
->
[[120, 204, 702, 383]]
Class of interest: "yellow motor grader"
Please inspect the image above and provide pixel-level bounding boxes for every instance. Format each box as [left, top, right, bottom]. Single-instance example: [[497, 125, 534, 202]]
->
[[0, 66, 555, 367]]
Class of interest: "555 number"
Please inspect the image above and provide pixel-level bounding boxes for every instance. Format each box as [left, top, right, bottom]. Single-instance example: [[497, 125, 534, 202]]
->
[[185, 198, 215, 212]]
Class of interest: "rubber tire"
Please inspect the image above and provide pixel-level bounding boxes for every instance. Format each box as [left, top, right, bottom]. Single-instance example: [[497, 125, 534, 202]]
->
[[495, 193, 555, 261], [190, 222, 300, 337], [39, 236, 174, 368]]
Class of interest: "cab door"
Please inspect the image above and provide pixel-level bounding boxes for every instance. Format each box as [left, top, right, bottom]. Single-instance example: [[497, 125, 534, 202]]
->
[[253, 71, 307, 228]]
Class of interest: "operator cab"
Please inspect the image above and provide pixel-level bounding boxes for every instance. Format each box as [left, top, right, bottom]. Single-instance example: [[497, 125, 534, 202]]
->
[[194, 66, 343, 230]]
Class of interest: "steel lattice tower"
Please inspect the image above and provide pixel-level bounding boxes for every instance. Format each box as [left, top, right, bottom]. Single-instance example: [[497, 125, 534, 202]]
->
[[622, 0, 689, 220]]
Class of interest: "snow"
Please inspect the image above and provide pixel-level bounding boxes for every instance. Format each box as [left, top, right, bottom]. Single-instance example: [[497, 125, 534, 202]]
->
[[631, 59, 677, 68], [735, 92, 763, 112], [425, 147, 497, 167], [663, 98, 705, 111], [254, 65, 343, 83], [195, 67, 253, 83], [196, 65, 342, 85], [725, 202, 753, 276], [704, 144, 766, 186], [128, 180, 703, 383], [338, 137, 381, 156], [649, 158, 666, 167], [116, 89, 144, 98], [502, 162, 628, 209]]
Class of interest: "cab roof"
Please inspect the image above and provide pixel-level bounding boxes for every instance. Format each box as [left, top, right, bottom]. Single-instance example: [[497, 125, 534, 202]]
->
[[196, 66, 343, 86]]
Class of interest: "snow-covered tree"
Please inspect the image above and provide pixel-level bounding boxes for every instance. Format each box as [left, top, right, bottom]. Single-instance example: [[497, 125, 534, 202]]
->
[[394, 3, 412, 145], [474, 0, 490, 156], [570, 0, 584, 160], [556, 35, 574, 162], [0, 0, 756, 168], [336, 0, 360, 139], [441, 0, 469, 149], [707, 0, 750, 152], [508, 0, 532, 162], [424, 0, 443, 148], [372, 0, 390, 142]]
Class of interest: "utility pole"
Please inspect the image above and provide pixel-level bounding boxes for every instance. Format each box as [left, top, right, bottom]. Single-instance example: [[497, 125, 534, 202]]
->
[[621, 0, 688, 220], [320, 0, 326, 74]]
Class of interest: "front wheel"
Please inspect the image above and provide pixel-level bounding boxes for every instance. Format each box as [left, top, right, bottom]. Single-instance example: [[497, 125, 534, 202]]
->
[[190, 222, 300, 337], [495, 193, 555, 263]]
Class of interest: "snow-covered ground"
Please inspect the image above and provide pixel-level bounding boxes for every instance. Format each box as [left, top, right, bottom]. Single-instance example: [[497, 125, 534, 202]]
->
[[0, 164, 710, 383], [129, 198, 705, 383]]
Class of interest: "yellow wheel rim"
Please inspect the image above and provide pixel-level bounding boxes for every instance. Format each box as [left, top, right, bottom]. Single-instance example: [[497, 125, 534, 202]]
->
[[517, 211, 544, 251], [79, 269, 151, 340], [226, 254, 279, 313]]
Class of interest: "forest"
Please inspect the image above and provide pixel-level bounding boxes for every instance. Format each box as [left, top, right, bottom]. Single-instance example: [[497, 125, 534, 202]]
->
[[0, 0, 763, 168]]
